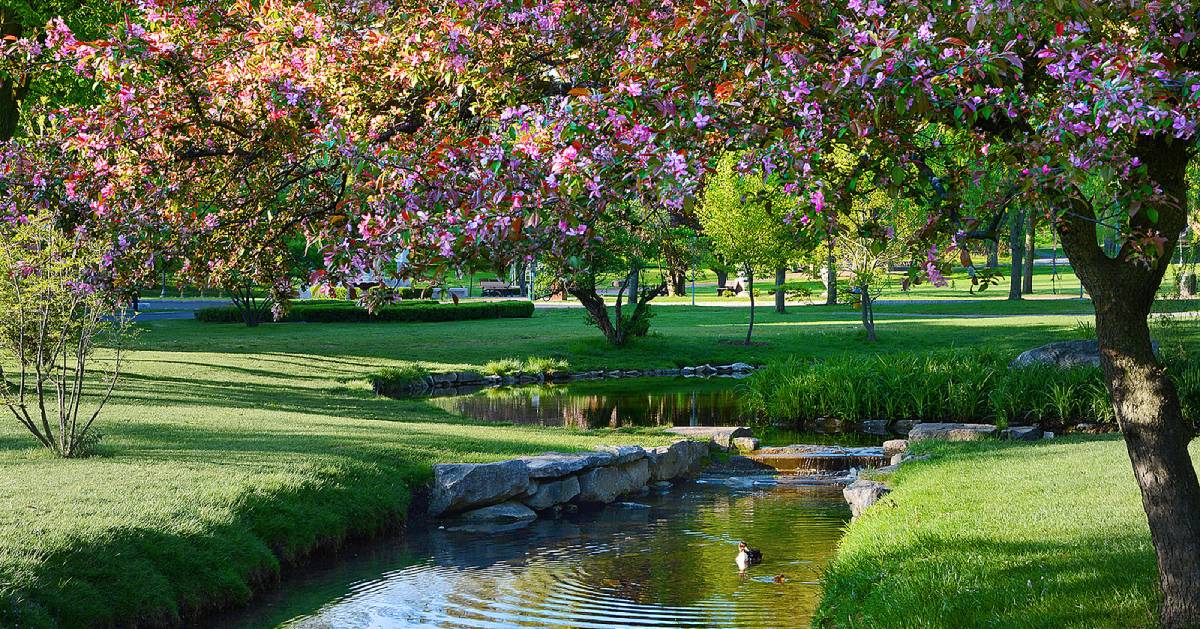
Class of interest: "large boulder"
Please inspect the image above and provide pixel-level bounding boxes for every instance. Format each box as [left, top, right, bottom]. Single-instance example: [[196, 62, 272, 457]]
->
[[577, 459, 651, 503], [732, 437, 760, 453], [883, 439, 909, 457], [596, 445, 647, 465], [454, 501, 538, 524], [646, 440, 709, 482], [519, 451, 615, 478], [522, 476, 581, 510], [908, 422, 998, 442], [1010, 339, 1158, 369], [843, 479, 891, 518], [427, 460, 531, 517]]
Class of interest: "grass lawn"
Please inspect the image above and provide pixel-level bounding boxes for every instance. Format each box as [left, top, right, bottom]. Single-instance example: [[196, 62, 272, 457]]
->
[[816, 437, 1200, 628], [0, 303, 1195, 627]]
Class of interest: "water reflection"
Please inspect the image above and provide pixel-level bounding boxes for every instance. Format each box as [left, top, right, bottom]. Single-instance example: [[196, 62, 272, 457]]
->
[[428, 377, 752, 428], [219, 480, 849, 629]]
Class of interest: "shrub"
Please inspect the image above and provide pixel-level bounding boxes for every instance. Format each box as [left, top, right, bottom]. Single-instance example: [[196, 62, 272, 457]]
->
[[481, 356, 569, 376], [368, 363, 430, 396], [741, 349, 1120, 428], [195, 299, 533, 324]]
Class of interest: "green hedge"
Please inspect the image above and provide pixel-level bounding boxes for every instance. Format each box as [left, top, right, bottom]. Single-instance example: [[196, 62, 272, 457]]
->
[[194, 300, 533, 324]]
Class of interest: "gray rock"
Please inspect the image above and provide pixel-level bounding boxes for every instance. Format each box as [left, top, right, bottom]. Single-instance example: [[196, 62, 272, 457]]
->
[[1002, 426, 1044, 441], [1010, 339, 1158, 369], [680, 367, 696, 376], [484, 375, 503, 385], [890, 453, 903, 466], [1043, 431, 1056, 440], [660, 368, 681, 376], [665, 426, 753, 450], [731, 437, 760, 453], [454, 501, 537, 524], [577, 459, 651, 503], [428, 460, 531, 517], [522, 475, 581, 510], [455, 371, 483, 384], [596, 444, 646, 465], [646, 440, 709, 482], [520, 451, 614, 478], [843, 479, 891, 518], [730, 362, 754, 373], [607, 370, 624, 378], [908, 422, 998, 442], [431, 372, 458, 385], [883, 439, 909, 457]]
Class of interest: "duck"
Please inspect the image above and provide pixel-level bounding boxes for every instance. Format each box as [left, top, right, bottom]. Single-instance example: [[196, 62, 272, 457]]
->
[[735, 541, 763, 571]]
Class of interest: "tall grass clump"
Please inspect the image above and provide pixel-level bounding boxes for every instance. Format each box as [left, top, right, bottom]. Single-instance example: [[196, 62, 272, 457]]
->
[[741, 348, 1117, 427], [481, 356, 570, 376]]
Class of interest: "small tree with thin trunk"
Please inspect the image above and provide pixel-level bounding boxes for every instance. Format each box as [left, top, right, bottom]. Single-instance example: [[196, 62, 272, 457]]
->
[[0, 215, 131, 457], [698, 154, 814, 345]]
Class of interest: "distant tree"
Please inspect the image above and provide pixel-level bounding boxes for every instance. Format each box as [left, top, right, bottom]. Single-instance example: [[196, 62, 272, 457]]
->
[[699, 154, 816, 344]]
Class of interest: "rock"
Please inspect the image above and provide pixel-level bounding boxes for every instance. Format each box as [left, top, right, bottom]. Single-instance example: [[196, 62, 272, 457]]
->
[[651, 481, 673, 489], [454, 501, 537, 524], [874, 464, 900, 474], [1073, 422, 1100, 434], [646, 440, 709, 482], [882, 439, 909, 457], [908, 422, 998, 442], [577, 459, 651, 503], [730, 362, 754, 373], [660, 368, 681, 376], [843, 479, 891, 518], [1011, 339, 1159, 370], [607, 370, 623, 378], [1002, 426, 1044, 441], [522, 476, 581, 510], [520, 451, 615, 478], [665, 426, 752, 450], [454, 371, 483, 384], [890, 453, 903, 466], [1043, 431, 1055, 440], [681, 367, 696, 376], [428, 460, 531, 517], [431, 372, 458, 385], [731, 437, 760, 453], [596, 444, 646, 464], [484, 375, 503, 385]]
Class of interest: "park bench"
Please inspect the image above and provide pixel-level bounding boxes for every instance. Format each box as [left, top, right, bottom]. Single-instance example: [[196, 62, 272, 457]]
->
[[479, 280, 519, 297]]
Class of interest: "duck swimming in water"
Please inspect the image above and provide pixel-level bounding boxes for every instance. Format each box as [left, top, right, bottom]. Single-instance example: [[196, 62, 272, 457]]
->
[[735, 541, 763, 571]]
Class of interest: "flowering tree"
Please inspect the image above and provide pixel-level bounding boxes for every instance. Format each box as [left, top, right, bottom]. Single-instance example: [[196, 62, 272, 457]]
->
[[3, 1, 1200, 621]]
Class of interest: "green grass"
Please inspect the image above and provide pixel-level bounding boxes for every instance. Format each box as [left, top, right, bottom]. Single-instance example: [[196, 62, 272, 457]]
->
[[0, 302, 1196, 627], [815, 437, 1200, 628]]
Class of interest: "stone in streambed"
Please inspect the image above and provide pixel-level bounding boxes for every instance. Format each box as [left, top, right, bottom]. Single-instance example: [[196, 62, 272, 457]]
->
[[522, 475, 581, 510], [908, 422, 998, 442], [646, 440, 709, 482], [454, 501, 538, 524], [843, 479, 891, 518], [577, 459, 651, 503], [428, 460, 531, 517]]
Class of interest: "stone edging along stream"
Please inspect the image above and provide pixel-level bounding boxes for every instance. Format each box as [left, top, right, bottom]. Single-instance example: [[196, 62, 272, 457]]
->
[[374, 362, 760, 398], [427, 439, 714, 525]]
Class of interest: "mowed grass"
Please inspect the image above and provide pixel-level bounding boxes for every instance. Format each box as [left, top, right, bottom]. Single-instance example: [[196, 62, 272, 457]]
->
[[0, 302, 1193, 627], [815, 437, 1200, 629]]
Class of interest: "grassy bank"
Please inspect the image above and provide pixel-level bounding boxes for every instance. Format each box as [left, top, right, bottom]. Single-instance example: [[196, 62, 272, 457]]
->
[[815, 438, 1200, 628], [0, 303, 1192, 627]]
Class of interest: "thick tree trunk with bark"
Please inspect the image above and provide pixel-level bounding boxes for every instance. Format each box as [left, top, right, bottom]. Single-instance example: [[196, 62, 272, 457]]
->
[[0, 10, 25, 141], [1058, 135, 1199, 628], [1008, 208, 1025, 301], [825, 248, 838, 305], [1023, 211, 1036, 294], [774, 265, 786, 313], [569, 273, 665, 347], [987, 239, 999, 268]]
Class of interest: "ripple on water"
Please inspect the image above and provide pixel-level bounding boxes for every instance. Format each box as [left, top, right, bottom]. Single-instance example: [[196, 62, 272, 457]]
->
[[223, 482, 850, 629]]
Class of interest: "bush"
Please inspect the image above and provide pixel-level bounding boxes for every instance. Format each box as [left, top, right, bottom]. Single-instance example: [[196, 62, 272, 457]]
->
[[740, 348, 1119, 428], [195, 299, 533, 324], [481, 356, 570, 376], [368, 363, 430, 396]]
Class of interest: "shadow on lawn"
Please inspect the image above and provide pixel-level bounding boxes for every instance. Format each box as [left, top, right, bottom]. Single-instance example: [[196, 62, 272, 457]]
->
[[818, 529, 1157, 629]]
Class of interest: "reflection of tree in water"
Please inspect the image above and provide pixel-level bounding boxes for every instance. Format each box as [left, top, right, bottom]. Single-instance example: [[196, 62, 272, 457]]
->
[[431, 381, 750, 428]]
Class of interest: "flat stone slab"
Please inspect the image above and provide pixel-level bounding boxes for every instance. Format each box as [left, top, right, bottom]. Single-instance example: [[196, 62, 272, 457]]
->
[[428, 460, 531, 517], [595, 444, 646, 465], [519, 451, 614, 478], [1002, 426, 1044, 441], [843, 479, 891, 518], [665, 426, 752, 449], [908, 422, 998, 442], [454, 501, 538, 524], [747, 445, 888, 473], [646, 440, 709, 482]]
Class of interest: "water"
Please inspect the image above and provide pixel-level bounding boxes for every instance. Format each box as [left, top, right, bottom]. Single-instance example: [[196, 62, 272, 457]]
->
[[428, 377, 752, 428], [218, 480, 849, 628]]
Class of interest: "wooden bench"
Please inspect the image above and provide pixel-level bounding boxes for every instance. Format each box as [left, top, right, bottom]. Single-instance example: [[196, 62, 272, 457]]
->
[[479, 280, 519, 297]]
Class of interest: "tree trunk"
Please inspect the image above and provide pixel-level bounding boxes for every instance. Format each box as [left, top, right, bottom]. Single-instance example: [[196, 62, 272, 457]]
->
[[1058, 135, 1199, 628], [627, 263, 640, 303], [744, 269, 755, 345], [0, 10, 25, 141], [987, 239, 999, 268], [1008, 208, 1025, 301], [860, 284, 876, 342], [712, 267, 729, 291], [825, 247, 838, 305], [774, 265, 786, 313], [1023, 211, 1036, 294]]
